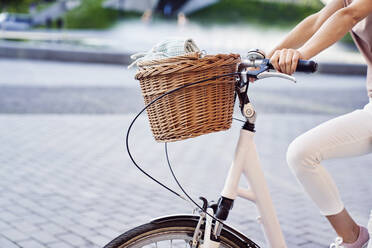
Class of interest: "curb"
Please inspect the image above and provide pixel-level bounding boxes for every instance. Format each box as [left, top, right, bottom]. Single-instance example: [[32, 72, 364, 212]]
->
[[0, 42, 131, 65], [0, 43, 367, 75]]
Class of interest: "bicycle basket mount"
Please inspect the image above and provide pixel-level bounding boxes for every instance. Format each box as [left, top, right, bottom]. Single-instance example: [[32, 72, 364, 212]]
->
[[135, 52, 241, 142]]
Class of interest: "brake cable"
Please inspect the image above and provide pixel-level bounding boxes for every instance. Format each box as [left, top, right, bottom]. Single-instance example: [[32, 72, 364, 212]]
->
[[126, 72, 241, 225]]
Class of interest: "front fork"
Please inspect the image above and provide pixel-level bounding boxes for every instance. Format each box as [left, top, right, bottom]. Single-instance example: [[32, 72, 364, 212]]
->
[[191, 198, 221, 248]]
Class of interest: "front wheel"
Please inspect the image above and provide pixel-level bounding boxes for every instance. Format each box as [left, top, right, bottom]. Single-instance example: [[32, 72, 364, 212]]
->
[[104, 215, 260, 248]]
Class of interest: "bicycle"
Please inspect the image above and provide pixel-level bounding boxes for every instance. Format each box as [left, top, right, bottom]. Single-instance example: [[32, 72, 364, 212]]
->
[[104, 49, 318, 248]]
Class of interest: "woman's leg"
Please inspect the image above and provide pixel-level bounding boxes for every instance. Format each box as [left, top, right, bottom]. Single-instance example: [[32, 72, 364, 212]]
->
[[327, 209, 360, 243], [286, 106, 372, 243]]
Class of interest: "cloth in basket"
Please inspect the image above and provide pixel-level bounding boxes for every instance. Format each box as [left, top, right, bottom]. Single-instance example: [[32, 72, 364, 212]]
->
[[128, 38, 200, 68]]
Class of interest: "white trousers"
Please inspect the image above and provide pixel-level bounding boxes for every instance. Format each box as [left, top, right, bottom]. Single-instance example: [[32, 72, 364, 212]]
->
[[287, 101, 372, 216]]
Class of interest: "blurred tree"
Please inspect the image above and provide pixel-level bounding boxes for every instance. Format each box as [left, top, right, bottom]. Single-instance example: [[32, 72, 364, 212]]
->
[[190, 0, 323, 27], [0, 0, 37, 12], [64, 0, 122, 29], [260, 0, 322, 7], [1, 0, 21, 10], [0, 0, 22, 6]]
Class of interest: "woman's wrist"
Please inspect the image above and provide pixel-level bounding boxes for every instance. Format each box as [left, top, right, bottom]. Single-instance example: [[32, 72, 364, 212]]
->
[[297, 48, 311, 60]]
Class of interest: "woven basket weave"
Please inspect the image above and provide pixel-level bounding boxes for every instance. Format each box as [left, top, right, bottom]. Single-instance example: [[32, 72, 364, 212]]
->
[[135, 52, 241, 142]]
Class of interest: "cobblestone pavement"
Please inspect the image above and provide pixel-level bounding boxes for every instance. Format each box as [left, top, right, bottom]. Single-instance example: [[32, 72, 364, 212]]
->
[[1, 59, 372, 248], [1, 114, 372, 248]]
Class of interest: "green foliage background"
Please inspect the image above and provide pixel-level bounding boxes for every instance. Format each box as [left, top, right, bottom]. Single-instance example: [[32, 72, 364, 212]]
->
[[64, 0, 140, 29], [0, 0, 34, 13], [189, 0, 322, 28], [0, 0, 353, 45], [64, 0, 119, 29], [0, 0, 324, 29]]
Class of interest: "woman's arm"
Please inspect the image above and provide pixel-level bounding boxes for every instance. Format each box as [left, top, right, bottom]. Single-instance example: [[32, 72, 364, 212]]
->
[[270, 0, 372, 75], [267, 14, 320, 57], [298, 0, 372, 60], [267, 0, 345, 58]]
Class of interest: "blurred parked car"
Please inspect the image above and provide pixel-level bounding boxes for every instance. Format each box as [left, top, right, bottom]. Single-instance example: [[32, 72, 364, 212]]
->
[[0, 12, 33, 31]]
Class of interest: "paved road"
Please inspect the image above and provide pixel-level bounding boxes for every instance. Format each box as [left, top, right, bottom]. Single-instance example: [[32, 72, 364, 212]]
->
[[0, 59, 369, 115], [1, 59, 372, 248]]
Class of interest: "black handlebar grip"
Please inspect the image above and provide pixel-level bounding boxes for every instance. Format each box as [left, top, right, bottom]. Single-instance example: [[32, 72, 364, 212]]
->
[[296, 60, 318, 73], [268, 59, 318, 73]]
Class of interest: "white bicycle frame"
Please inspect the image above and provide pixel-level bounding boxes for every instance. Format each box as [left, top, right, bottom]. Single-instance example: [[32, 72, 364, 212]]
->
[[220, 129, 287, 248], [209, 55, 293, 248]]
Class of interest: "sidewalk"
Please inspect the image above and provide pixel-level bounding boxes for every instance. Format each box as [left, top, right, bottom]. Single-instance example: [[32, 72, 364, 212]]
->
[[0, 20, 368, 74], [1, 114, 371, 247]]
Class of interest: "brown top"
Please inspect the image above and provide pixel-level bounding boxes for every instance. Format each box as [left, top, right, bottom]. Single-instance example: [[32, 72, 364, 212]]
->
[[344, 0, 372, 98]]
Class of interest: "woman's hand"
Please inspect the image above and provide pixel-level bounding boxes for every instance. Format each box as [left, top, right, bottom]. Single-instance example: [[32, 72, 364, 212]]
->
[[269, 49, 304, 75]]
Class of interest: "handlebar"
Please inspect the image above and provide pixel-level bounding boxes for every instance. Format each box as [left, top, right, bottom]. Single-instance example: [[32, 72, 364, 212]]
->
[[237, 58, 318, 84], [238, 58, 318, 74], [267, 59, 318, 73]]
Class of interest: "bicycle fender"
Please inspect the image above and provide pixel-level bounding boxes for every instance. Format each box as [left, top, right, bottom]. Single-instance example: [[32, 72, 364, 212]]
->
[[150, 214, 259, 247]]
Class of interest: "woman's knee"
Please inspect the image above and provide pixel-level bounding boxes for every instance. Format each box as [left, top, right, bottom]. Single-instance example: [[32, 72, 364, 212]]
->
[[286, 135, 321, 173]]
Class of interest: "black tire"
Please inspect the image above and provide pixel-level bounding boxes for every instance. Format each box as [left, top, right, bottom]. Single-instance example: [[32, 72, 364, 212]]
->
[[104, 216, 260, 248]]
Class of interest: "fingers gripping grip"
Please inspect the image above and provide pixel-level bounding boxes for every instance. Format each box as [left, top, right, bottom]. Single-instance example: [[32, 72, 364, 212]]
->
[[268, 60, 318, 73]]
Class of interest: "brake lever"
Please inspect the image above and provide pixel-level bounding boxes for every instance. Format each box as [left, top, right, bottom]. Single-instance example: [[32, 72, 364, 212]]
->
[[256, 71, 296, 83]]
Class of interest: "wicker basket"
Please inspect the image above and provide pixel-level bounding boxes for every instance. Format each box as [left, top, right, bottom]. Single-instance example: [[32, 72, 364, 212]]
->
[[135, 52, 241, 142]]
